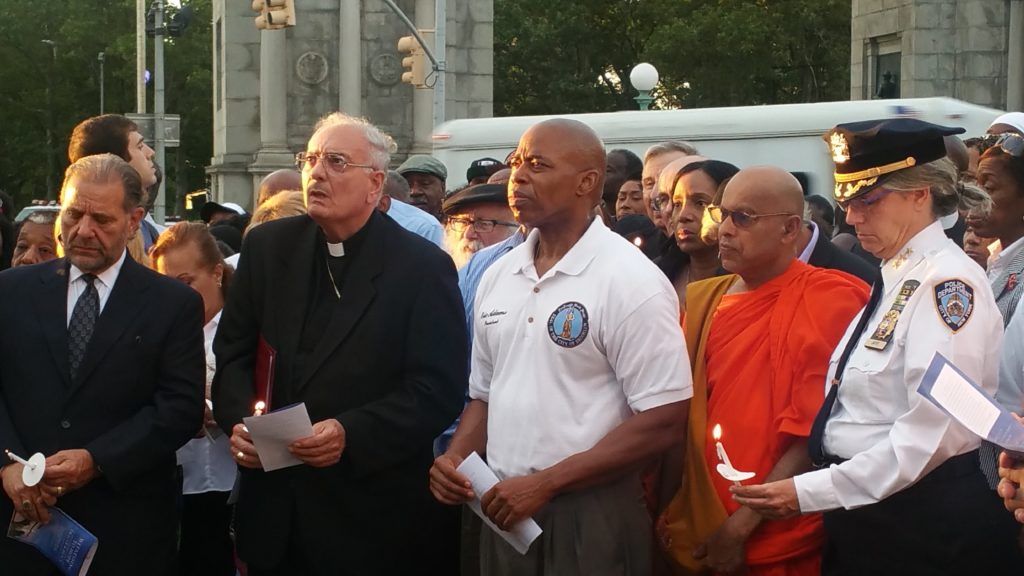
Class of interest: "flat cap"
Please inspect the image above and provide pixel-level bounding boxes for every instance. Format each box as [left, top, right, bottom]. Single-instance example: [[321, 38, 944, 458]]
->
[[397, 154, 448, 181]]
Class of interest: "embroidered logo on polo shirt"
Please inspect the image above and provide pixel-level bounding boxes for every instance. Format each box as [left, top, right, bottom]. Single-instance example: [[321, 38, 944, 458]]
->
[[934, 279, 974, 332], [547, 302, 589, 348]]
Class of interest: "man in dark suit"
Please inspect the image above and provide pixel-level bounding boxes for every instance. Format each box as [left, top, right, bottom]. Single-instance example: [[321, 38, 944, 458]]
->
[[213, 113, 467, 575], [0, 154, 206, 574], [805, 221, 879, 285]]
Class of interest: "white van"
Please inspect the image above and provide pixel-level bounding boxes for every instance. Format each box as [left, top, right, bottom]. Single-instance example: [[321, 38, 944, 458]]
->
[[431, 97, 1003, 198]]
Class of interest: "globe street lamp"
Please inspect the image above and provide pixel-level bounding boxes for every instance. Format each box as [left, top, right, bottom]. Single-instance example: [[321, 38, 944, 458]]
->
[[630, 63, 659, 111]]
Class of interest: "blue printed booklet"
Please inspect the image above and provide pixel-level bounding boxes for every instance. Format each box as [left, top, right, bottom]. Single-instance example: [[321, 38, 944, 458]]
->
[[7, 507, 97, 576], [918, 352, 1024, 451]]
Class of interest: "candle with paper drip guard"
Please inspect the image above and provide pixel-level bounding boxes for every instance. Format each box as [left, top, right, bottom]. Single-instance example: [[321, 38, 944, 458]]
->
[[712, 424, 755, 486], [4, 449, 46, 487]]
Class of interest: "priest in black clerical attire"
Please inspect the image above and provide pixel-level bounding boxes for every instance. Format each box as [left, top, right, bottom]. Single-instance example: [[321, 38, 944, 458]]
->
[[213, 112, 468, 575]]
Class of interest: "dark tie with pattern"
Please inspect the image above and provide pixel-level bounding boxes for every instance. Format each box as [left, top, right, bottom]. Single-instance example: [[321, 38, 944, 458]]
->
[[68, 274, 99, 381]]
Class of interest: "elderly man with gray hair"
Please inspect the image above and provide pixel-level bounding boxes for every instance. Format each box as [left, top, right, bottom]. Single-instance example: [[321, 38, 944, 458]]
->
[[0, 154, 205, 574], [213, 112, 467, 574]]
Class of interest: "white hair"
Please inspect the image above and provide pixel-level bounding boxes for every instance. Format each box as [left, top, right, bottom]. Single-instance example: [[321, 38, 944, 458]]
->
[[312, 112, 397, 170], [644, 140, 699, 164]]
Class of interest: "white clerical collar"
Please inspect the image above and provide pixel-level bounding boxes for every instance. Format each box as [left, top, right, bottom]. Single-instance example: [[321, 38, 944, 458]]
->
[[327, 241, 345, 257]]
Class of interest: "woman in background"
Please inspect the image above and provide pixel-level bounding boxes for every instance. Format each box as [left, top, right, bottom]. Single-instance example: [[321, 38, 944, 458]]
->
[[150, 222, 237, 576]]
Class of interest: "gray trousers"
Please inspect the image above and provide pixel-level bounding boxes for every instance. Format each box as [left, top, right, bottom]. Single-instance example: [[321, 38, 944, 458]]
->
[[480, 475, 652, 576]]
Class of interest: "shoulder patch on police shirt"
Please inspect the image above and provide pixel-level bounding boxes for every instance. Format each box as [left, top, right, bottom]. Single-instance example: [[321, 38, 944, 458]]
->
[[934, 279, 974, 332], [548, 302, 589, 348]]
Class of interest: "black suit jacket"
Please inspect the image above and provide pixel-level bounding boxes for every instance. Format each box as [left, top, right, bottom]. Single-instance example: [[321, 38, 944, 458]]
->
[[0, 255, 205, 575], [212, 212, 468, 573], [809, 226, 880, 285]]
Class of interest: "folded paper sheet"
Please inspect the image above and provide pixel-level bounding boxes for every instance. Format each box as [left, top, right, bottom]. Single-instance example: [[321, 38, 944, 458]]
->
[[456, 452, 542, 555]]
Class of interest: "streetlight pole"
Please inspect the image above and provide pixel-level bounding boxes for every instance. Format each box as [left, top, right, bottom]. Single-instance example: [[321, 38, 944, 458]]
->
[[42, 40, 57, 200], [152, 0, 166, 222], [98, 52, 105, 114]]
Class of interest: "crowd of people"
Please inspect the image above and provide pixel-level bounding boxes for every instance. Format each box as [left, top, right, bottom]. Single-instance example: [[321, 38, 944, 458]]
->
[[0, 107, 1023, 576]]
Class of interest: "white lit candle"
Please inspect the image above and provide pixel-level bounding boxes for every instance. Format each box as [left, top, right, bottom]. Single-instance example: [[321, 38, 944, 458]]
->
[[711, 424, 755, 485]]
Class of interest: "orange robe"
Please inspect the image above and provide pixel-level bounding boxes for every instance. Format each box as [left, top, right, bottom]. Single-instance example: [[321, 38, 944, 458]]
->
[[659, 260, 868, 575]]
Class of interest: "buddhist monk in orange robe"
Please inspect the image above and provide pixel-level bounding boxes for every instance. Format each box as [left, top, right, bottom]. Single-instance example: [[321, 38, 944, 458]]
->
[[658, 167, 869, 575]]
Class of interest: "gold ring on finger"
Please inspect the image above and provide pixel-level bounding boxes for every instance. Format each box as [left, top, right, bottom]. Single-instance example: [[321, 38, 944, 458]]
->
[[56, 486, 64, 497], [237, 451, 245, 460], [21, 500, 31, 510]]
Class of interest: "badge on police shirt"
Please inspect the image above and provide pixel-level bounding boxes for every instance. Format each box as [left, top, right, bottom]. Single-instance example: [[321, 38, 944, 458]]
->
[[934, 279, 974, 332], [865, 280, 920, 350]]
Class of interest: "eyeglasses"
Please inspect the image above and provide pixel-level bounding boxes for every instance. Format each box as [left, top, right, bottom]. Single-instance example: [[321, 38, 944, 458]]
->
[[650, 193, 671, 214], [447, 216, 518, 233], [706, 205, 796, 228], [992, 133, 1024, 158], [836, 187, 894, 211], [295, 151, 376, 173]]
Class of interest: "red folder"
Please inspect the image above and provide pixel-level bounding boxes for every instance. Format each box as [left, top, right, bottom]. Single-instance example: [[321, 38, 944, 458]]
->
[[254, 336, 276, 411]]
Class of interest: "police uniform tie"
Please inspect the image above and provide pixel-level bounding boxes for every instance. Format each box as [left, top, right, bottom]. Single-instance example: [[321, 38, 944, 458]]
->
[[809, 279, 885, 466], [68, 274, 100, 381]]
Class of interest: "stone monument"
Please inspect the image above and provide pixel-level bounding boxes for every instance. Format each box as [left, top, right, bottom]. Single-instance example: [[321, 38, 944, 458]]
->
[[849, 0, 1023, 112], [207, 0, 494, 208]]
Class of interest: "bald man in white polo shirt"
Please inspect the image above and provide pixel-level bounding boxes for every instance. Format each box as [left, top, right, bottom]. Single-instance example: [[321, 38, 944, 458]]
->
[[429, 118, 693, 575]]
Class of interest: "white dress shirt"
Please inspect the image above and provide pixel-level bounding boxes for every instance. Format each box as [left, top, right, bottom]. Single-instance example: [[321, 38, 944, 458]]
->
[[797, 220, 820, 264], [470, 218, 693, 480], [66, 250, 127, 326], [794, 220, 1003, 512], [999, 307, 1024, 414], [176, 310, 238, 494]]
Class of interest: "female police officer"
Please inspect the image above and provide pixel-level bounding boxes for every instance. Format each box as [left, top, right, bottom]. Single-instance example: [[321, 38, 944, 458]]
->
[[731, 119, 1022, 574]]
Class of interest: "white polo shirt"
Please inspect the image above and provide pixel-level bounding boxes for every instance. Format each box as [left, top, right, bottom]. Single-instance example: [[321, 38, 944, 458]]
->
[[469, 217, 693, 480]]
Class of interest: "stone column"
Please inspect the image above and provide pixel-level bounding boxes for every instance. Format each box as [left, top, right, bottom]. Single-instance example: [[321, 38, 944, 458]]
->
[[1009, 0, 1024, 110], [249, 28, 295, 208], [339, 0, 362, 115]]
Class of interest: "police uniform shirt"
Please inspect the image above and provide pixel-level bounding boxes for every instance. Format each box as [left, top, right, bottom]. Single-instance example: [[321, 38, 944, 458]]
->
[[469, 217, 693, 481], [794, 220, 1003, 512]]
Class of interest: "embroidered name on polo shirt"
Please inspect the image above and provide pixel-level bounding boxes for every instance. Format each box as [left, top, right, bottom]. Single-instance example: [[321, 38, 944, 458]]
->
[[934, 279, 974, 332], [547, 302, 589, 348], [481, 309, 507, 326], [866, 280, 920, 350]]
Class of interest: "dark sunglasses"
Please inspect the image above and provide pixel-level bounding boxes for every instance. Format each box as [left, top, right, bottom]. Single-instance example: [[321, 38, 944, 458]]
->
[[706, 205, 796, 228]]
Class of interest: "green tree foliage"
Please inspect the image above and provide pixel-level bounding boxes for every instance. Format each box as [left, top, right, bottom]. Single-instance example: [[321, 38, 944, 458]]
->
[[494, 0, 851, 116], [0, 0, 212, 215]]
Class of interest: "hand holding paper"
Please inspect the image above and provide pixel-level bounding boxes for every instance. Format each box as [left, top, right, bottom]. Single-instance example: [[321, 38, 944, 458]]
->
[[289, 419, 346, 468], [456, 452, 542, 555], [242, 403, 314, 472]]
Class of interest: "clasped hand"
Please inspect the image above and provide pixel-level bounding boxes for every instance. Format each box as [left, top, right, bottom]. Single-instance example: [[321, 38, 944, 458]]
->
[[2, 449, 96, 524], [231, 418, 346, 470]]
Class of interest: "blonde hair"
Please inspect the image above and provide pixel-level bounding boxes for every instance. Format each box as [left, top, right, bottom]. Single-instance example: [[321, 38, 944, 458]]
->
[[127, 232, 150, 267], [246, 190, 306, 237], [881, 158, 969, 217], [150, 222, 232, 298]]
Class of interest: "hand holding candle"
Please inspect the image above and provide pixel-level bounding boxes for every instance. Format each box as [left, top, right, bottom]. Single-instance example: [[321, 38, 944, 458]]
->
[[5, 449, 46, 487], [712, 424, 755, 486]]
